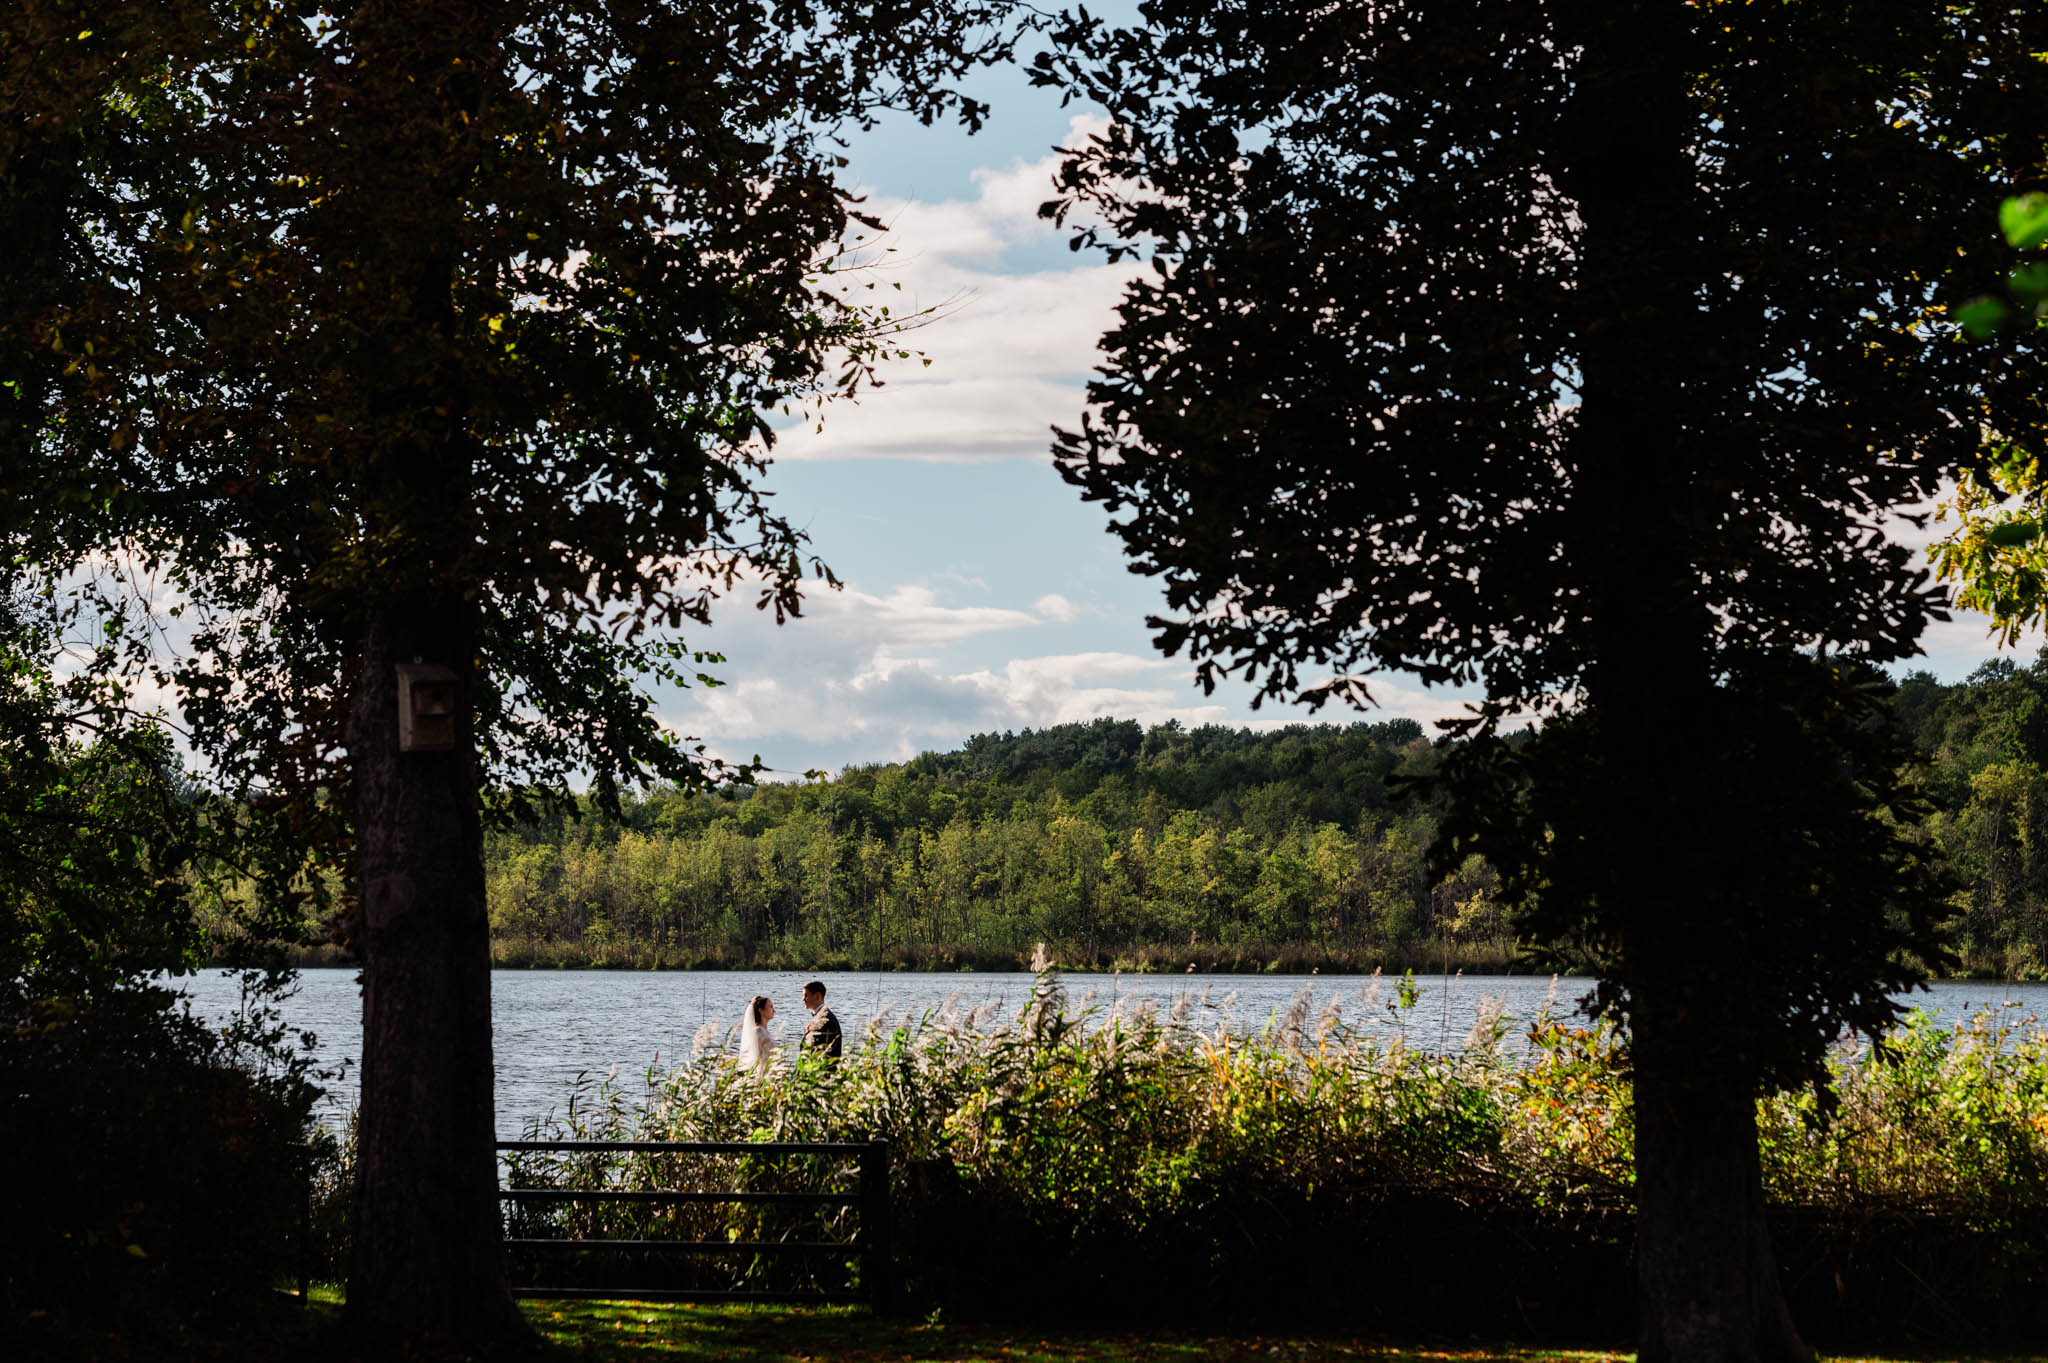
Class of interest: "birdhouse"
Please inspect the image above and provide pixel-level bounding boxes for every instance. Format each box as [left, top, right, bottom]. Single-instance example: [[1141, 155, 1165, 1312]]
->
[[396, 662, 459, 752]]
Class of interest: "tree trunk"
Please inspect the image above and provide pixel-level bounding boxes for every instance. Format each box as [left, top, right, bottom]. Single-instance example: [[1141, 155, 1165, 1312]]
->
[[347, 611, 531, 1347], [1591, 637, 1810, 1363], [1632, 1005, 1808, 1363], [1562, 5, 1814, 1357]]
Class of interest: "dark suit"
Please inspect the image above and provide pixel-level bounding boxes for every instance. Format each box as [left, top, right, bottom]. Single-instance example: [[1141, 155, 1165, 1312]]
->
[[802, 1005, 842, 1060]]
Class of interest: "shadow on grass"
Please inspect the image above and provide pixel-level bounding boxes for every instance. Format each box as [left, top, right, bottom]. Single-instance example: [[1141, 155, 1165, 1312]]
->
[[527, 1300, 1634, 1363], [17, 1294, 2033, 1363]]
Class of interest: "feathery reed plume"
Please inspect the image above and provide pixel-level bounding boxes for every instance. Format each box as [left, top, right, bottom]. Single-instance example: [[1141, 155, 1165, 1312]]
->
[[1464, 992, 1509, 1057], [1028, 941, 1051, 974], [509, 995, 2045, 1310], [1316, 996, 1343, 1042], [1276, 984, 1314, 1051]]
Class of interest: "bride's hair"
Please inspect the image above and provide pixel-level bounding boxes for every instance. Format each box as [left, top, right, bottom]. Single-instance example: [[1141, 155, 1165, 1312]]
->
[[749, 994, 771, 1023]]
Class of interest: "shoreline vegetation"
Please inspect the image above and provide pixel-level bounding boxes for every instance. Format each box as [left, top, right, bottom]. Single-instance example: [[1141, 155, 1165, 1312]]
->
[[245, 660, 2048, 982], [265, 938, 2031, 981], [275, 937, 1542, 975], [461, 973, 2048, 1348]]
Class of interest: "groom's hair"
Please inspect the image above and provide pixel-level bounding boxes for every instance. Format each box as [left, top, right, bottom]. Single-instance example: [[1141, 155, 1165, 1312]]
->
[[803, 980, 826, 998]]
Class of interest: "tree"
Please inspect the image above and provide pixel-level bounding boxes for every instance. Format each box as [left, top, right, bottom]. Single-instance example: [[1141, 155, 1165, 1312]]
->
[[1935, 191, 2048, 630], [1034, 3, 2047, 1358], [6, 0, 1015, 1346]]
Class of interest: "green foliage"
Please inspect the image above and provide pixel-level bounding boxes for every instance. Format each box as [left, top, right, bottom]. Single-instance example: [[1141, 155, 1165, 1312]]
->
[[1893, 656, 2048, 978], [0, 980, 324, 1326], [508, 976, 1615, 1295], [460, 671, 2048, 979], [507, 979, 2048, 1331], [0, 587, 259, 986], [0, 560, 333, 1333], [1027, 0, 2047, 1118], [525, 981, 2048, 1244], [2, 0, 1026, 899], [2001, 193, 2048, 253], [472, 719, 1507, 970], [1760, 1006, 2048, 1216], [1936, 186, 2048, 634]]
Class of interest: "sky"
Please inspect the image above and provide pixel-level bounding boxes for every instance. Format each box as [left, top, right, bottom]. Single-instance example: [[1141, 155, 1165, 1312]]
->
[[651, 23, 2039, 779]]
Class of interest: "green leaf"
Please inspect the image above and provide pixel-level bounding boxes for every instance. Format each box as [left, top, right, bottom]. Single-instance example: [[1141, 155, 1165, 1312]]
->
[[2001, 193, 2048, 250], [1955, 296, 2014, 339], [1985, 520, 2040, 548], [2011, 261, 2048, 304]]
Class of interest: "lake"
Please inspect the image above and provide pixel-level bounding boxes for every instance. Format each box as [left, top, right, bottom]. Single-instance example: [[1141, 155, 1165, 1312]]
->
[[173, 967, 2048, 1134]]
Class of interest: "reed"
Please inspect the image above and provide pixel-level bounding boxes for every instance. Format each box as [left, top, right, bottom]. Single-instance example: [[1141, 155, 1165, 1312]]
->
[[266, 972, 2047, 1348], [495, 973, 2048, 1341]]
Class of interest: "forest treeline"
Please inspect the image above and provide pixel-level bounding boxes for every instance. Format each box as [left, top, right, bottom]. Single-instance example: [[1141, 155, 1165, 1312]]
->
[[477, 716, 1506, 973], [1896, 657, 2048, 978], [449, 658, 2048, 977]]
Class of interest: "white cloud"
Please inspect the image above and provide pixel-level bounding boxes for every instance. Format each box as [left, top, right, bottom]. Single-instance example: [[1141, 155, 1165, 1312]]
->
[[774, 116, 1133, 465], [1033, 593, 1078, 622], [660, 564, 1495, 772], [676, 643, 1246, 770]]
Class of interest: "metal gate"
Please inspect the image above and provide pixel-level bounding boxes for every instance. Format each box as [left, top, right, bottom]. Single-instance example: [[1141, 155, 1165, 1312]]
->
[[497, 1138, 893, 1308]]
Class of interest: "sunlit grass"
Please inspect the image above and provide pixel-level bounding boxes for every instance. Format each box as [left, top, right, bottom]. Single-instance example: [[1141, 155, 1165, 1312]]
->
[[528, 1299, 1630, 1361], [526, 1300, 2036, 1363]]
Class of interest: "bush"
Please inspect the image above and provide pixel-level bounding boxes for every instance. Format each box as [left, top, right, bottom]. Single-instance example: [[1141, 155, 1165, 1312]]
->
[[508, 974, 2048, 1347], [0, 977, 323, 1329]]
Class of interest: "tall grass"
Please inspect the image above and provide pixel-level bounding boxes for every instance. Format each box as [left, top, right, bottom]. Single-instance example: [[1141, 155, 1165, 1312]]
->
[[523, 978, 2047, 1209], [499, 973, 2047, 1340]]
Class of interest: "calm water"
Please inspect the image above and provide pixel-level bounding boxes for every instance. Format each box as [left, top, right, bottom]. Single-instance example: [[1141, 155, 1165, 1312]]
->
[[173, 967, 2048, 1134]]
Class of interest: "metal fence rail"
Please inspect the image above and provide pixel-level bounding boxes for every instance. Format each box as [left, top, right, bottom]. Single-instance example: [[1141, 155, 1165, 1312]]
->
[[495, 1137, 893, 1309]]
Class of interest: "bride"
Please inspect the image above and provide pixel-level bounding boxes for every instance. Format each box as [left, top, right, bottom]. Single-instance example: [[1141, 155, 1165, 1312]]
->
[[736, 994, 777, 1075]]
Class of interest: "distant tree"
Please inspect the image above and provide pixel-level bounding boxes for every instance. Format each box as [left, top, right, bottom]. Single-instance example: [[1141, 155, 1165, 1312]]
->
[[4, 0, 1016, 1347], [1035, 2, 2046, 1358]]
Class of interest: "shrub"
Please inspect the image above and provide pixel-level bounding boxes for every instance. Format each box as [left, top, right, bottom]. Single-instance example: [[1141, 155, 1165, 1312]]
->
[[0, 976, 323, 1329], [508, 974, 2048, 1345]]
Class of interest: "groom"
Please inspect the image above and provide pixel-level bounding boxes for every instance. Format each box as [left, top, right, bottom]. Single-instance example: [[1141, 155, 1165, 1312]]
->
[[800, 980, 842, 1061]]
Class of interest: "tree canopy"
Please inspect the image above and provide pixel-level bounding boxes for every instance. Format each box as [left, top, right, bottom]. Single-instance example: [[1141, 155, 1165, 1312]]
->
[[1034, 2, 2048, 1357], [4, 0, 1022, 1345]]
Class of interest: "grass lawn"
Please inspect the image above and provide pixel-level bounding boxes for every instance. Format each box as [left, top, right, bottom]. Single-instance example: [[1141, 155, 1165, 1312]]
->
[[529, 1300, 2039, 1363], [531, 1299, 1629, 1362], [19, 1292, 2038, 1362]]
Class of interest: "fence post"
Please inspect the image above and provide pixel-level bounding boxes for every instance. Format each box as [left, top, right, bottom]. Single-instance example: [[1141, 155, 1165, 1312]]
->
[[861, 1138, 895, 1313], [299, 1143, 313, 1303]]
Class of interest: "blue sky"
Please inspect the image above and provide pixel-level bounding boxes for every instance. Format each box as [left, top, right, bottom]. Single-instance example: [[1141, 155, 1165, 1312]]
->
[[656, 23, 2034, 778]]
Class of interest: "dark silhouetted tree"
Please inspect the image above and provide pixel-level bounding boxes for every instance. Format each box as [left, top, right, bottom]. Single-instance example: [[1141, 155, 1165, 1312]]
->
[[4, 0, 1016, 1347], [1035, 2, 2047, 1358]]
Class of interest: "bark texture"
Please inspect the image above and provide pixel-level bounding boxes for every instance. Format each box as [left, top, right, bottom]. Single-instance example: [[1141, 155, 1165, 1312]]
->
[[346, 612, 528, 1346]]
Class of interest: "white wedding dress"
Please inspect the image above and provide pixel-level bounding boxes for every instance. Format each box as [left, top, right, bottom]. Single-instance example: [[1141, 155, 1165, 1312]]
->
[[737, 1013, 777, 1075]]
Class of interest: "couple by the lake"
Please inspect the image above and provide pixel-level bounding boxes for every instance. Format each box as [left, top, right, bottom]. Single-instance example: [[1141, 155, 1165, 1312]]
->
[[736, 979, 842, 1074]]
